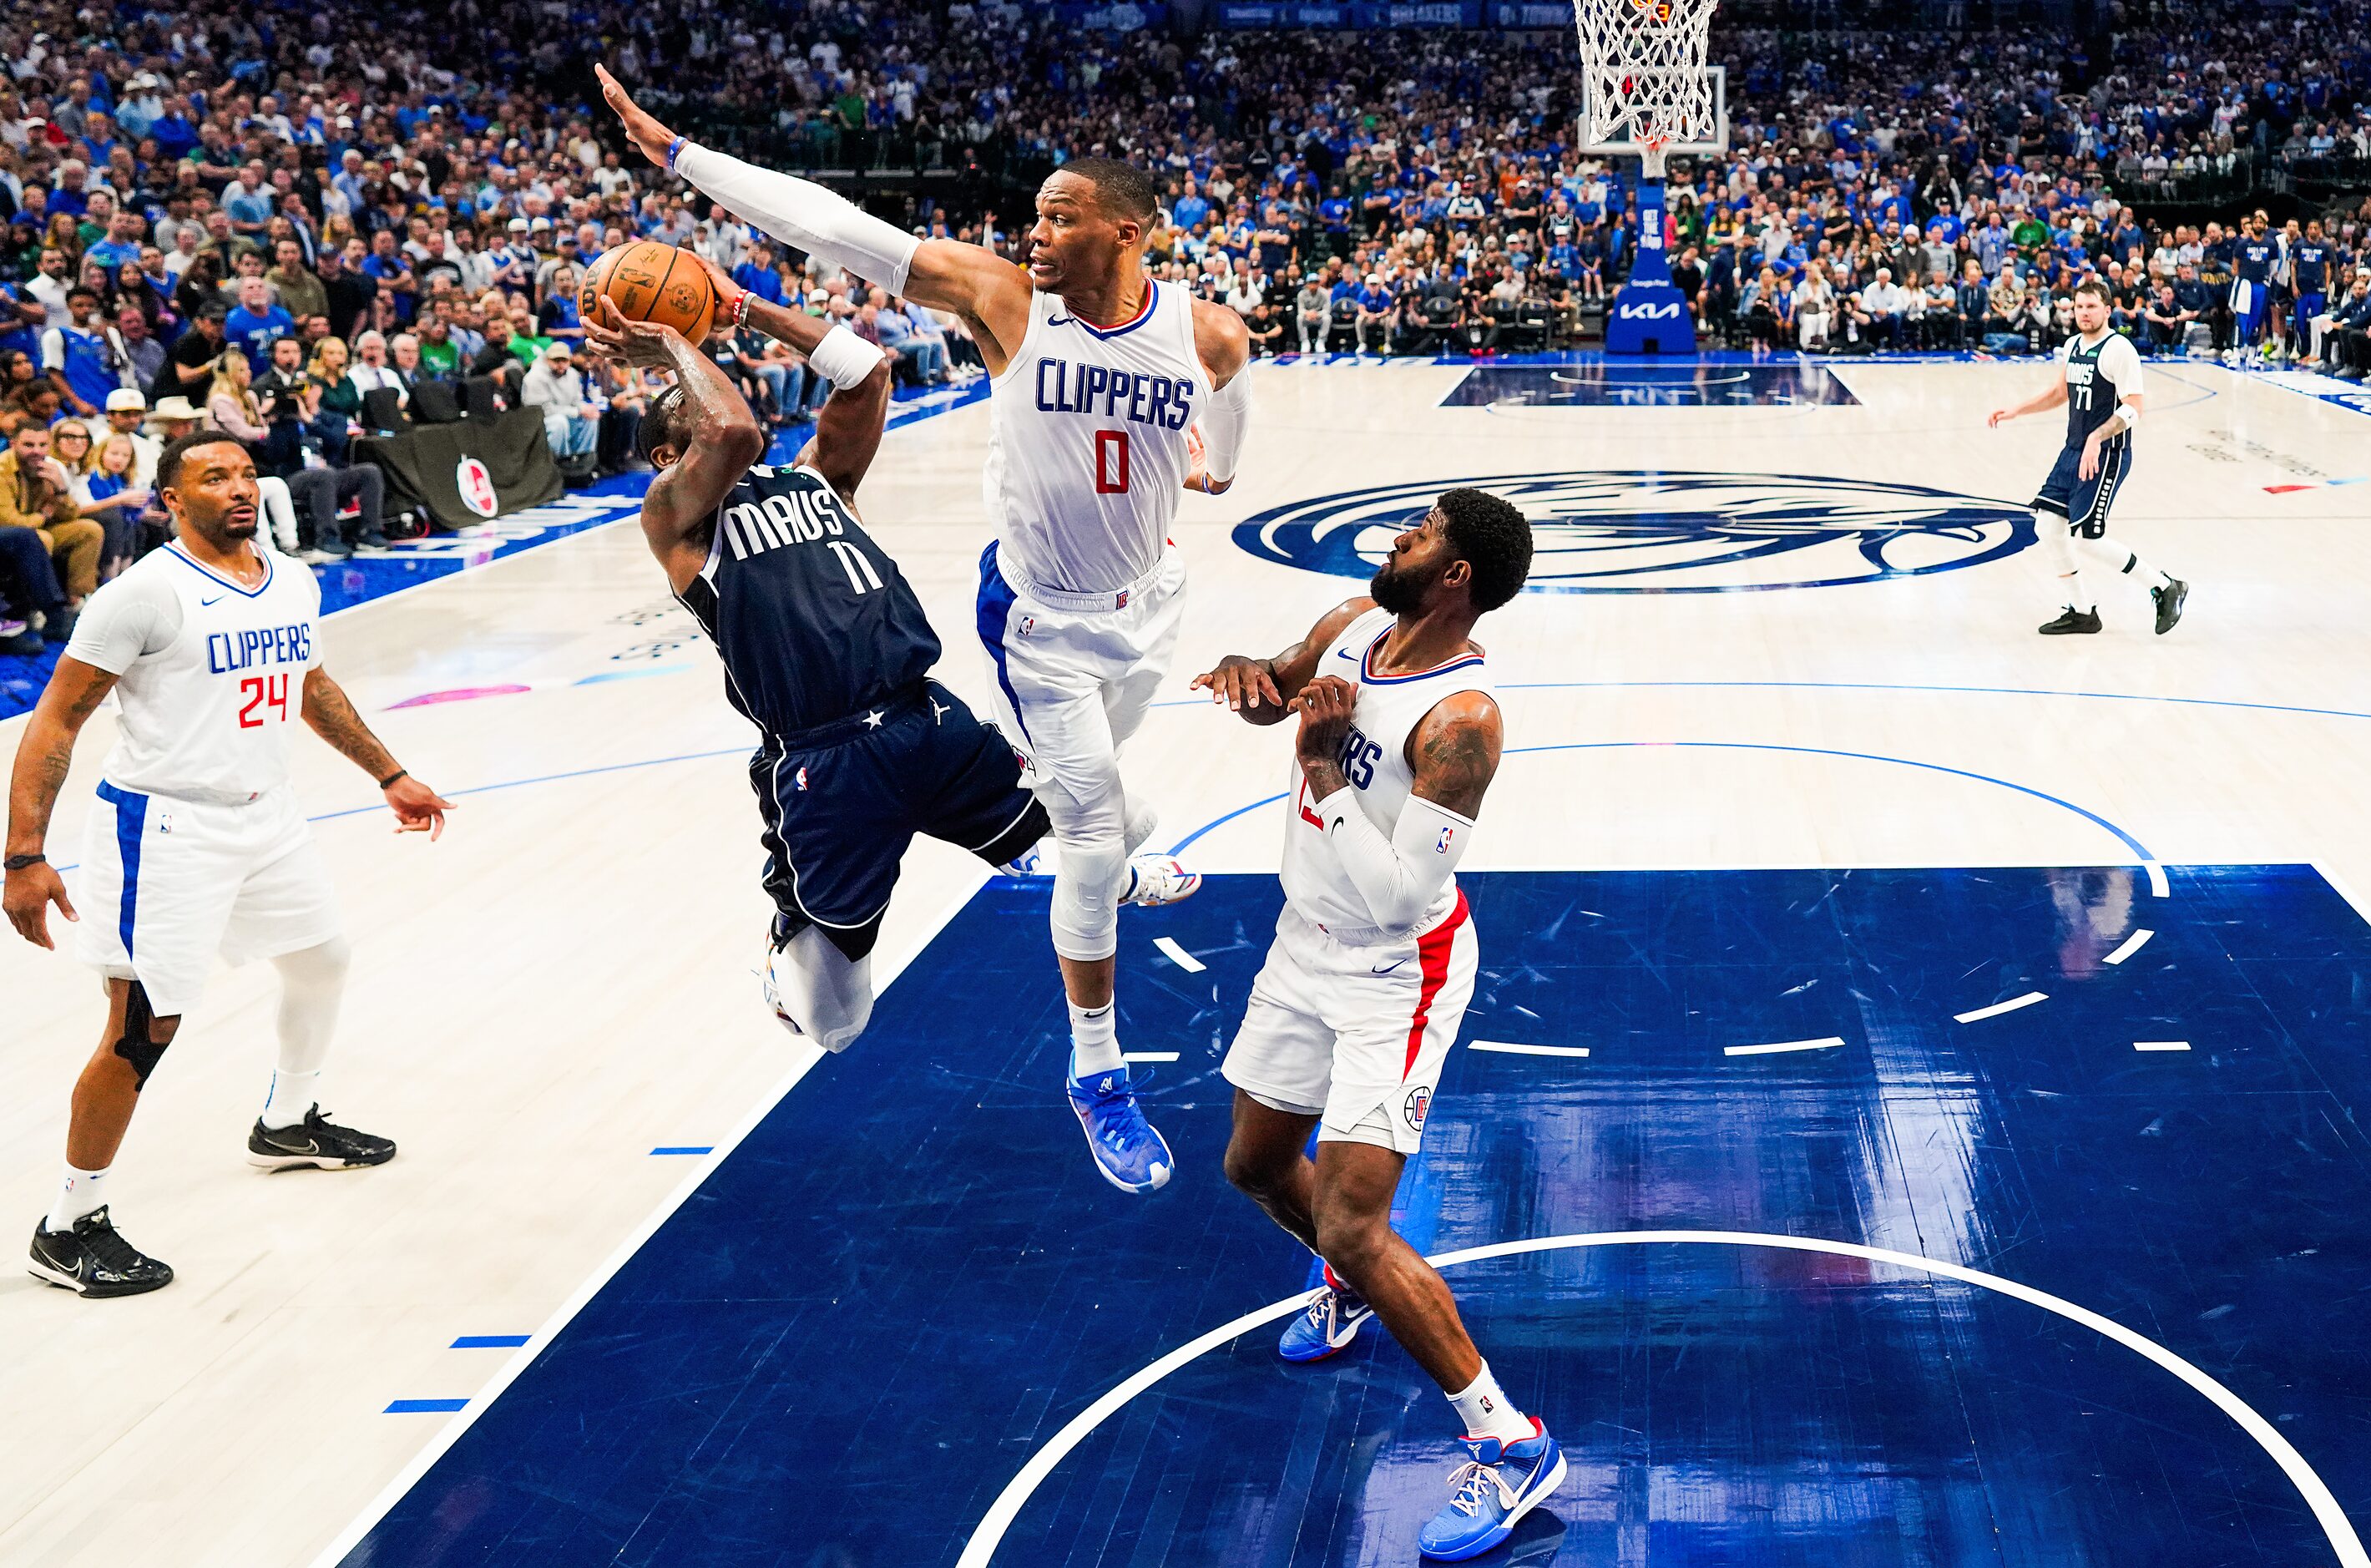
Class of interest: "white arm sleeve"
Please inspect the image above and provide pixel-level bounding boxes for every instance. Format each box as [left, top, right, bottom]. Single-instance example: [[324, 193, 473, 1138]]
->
[[63, 571, 184, 675], [1198, 370, 1251, 486], [1309, 787, 1474, 933], [673, 144, 918, 295]]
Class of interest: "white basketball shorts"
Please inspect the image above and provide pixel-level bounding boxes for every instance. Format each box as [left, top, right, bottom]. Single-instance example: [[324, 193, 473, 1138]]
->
[[973, 540, 1186, 825], [1221, 890, 1478, 1155], [73, 781, 341, 1017]]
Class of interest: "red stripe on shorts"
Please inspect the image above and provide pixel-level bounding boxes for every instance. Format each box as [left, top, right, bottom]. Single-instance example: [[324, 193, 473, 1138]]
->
[[1401, 888, 1470, 1080]]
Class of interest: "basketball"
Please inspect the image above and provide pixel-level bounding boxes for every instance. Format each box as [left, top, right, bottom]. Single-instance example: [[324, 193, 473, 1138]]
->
[[579, 240, 716, 344]]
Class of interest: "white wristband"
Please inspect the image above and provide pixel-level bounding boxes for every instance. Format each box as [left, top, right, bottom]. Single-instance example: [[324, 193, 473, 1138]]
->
[[806, 325, 887, 392], [2114, 399, 2141, 429]]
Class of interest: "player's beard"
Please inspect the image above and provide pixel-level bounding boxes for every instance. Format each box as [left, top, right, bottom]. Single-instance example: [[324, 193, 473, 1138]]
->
[[1368, 556, 1432, 615]]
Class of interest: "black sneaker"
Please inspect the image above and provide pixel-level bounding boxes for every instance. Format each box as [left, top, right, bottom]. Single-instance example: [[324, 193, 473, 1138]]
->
[[2152, 578, 2189, 635], [28, 1206, 174, 1297], [248, 1107, 397, 1170], [2039, 607, 2103, 635]]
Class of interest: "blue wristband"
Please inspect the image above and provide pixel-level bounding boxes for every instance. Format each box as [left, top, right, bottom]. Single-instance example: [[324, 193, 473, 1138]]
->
[[665, 134, 686, 172]]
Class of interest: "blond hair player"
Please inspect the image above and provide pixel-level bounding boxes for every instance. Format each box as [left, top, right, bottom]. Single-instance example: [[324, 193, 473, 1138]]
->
[[599, 67, 1251, 1194]]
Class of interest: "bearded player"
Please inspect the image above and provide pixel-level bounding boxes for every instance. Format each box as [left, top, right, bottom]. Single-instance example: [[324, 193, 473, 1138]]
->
[[599, 66, 1251, 1196], [6, 432, 452, 1297], [1192, 491, 1560, 1560]]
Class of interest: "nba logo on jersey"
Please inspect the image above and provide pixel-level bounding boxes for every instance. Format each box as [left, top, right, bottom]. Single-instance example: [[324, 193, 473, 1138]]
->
[[1436, 826, 1456, 853], [795, 766, 810, 792]]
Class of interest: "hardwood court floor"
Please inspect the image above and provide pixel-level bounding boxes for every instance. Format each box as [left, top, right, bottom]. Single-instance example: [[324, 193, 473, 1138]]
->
[[3, 352, 2369, 1565]]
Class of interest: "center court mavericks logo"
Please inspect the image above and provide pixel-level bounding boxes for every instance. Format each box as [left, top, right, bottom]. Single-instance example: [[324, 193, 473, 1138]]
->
[[1232, 471, 2036, 594], [456, 456, 500, 518]]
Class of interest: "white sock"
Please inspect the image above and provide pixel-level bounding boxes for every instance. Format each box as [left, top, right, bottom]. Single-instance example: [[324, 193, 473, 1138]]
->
[[1446, 1360, 1534, 1444], [260, 1068, 321, 1130], [47, 1163, 109, 1233], [2081, 537, 2172, 589], [1069, 999, 1124, 1079], [263, 938, 349, 1130]]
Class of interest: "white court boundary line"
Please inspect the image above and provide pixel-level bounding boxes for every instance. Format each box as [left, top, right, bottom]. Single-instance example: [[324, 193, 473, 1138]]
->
[[302, 875, 988, 1568], [952, 1229, 2369, 1568], [1724, 1036, 1843, 1057]]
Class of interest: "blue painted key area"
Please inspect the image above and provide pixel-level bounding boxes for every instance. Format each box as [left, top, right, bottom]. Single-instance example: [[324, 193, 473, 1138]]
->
[[342, 865, 2371, 1565]]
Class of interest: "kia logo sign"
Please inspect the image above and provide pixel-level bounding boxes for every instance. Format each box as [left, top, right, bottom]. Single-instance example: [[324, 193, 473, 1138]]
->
[[456, 456, 499, 518], [1616, 301, 1686, 320]]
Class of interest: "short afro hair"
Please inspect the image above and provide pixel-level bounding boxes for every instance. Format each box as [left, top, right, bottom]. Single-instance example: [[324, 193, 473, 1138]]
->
[[155, 430, 253, 492], [1437, 488, 1533, 612], [1053, 156, 1158, 225], [636, 383, 690, 464]]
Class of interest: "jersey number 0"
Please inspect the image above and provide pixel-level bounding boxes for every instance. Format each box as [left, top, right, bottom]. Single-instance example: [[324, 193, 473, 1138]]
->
[[1095, 430, 1131, 494]]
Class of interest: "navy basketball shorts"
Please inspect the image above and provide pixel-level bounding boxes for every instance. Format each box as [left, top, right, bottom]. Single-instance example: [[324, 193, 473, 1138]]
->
[[2032, 443, 2132, 540], [749, 680, 1048, 961]]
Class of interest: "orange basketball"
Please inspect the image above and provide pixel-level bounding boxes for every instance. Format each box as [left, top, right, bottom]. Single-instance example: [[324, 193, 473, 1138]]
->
[[579, 240, 717, 344]]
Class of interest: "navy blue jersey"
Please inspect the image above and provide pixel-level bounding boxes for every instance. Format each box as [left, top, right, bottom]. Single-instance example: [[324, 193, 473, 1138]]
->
[[2236, 237, 2277, 284], [2293, 241, 2332, 294], [679, 462, 940, 737], [2061, 332, 2138, 453]]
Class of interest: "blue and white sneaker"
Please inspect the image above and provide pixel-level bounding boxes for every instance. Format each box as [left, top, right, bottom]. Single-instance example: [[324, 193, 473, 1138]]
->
[[998, 840, 1047, 878], [1067, 1064, 1174, 1193], [1417, 1417, 1568, 1561], [1120, 854, 1201, 907], [1278, 1266, 1374, 1362]]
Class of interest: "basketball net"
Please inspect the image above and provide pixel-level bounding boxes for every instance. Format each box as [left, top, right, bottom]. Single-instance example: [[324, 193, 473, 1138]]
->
[[1573, 0, 1719, 179]]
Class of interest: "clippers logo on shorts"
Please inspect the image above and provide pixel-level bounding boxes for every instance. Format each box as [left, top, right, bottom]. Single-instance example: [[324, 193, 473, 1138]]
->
[[1235, 472, 2036, 594], [456, 455, 499, 518], [1404, 1085, 1431, 1130], [205, 624, 313, 673]]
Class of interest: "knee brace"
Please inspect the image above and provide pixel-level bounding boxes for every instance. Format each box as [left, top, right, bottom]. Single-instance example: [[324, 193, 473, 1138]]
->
[[766, 927, 876, 1054], [1049, 832, 1129, 962], [113, 983, 169, 1090]]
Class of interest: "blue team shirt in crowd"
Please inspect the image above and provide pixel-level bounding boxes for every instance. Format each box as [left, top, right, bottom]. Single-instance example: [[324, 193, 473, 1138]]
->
[[224, 303, 296, 369]]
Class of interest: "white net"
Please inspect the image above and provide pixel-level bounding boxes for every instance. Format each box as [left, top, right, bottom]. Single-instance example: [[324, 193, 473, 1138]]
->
[[1573, 0, 1721, 156]]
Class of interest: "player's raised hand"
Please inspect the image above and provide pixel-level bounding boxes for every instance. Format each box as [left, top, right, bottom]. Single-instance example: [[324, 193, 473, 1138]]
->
[[385, 776, 457, 842], [582, 296, 685, 370], [3, 860, 77, 949], [1191, 655, 1282, 712], [1291, 675, 1357, 766], [594, 63, 678, 169]]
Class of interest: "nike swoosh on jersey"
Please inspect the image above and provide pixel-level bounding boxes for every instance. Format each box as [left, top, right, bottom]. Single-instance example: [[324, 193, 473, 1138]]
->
[[1370, 958, 1410, 975], [201, 595, 225, 606]]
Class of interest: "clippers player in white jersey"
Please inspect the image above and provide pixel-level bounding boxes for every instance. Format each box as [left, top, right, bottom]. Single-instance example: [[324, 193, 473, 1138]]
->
[[1193, 490, 1565, 1561], [1989, 277, 2189, 637], [599, 68, 1251, 1196], [4, 432, 452, 1297]]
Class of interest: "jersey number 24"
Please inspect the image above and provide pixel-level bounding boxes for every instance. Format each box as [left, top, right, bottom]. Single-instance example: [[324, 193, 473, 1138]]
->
[[238, 672, 291, 728]]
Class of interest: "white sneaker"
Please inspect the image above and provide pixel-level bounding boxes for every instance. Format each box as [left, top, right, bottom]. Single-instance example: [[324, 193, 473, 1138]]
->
[[1120, 854, 1202, 907], [998, 841, 1047, 878]]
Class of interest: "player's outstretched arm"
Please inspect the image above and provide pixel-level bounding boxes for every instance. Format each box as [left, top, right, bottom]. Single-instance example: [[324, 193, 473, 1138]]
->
[[1292, 678, 1500, 932], [687, 259, 895, 503], [596, 67, 1029, 367], [581, 296, 767, 589], [1988, 372, 2070, 426], [301, 668, 455, 839], [3, 655, 116, 948], [1186, 299, 1254, 495], [1191, 596, 1373, 723]]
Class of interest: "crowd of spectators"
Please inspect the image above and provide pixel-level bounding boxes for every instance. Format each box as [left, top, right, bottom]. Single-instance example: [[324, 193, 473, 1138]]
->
[[0, 0, 2368, 655]]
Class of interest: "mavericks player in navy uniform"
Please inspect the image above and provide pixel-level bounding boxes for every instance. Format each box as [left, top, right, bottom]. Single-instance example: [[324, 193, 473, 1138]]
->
[[2229, 214, 2279, 364], [1989, 277, 2189, 637], [581, 270, 1047, 1051]]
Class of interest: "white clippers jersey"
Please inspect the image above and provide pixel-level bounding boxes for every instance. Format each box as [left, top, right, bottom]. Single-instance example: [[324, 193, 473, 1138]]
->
[[983, 279, 1208, 595], [64, 540, 322, 805], [1282, 606, 1492, 934]]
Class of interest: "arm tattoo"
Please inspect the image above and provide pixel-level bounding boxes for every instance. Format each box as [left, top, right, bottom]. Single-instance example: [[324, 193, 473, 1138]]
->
[[8, 675, 115, 852], [1302, 755, 1349, 798], [1413, 713, 1499, 819], [302, 671, 400, 781]]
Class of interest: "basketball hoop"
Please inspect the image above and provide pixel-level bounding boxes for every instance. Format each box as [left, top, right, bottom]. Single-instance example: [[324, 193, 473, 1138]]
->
[[1572, 0, 1722, 179]]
